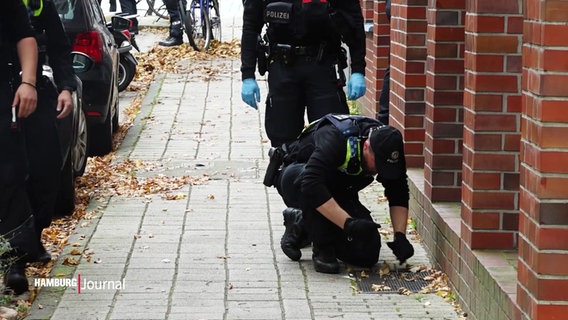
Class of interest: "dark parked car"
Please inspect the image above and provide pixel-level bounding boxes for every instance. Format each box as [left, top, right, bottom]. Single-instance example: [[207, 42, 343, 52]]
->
[[55, 0, 120, 156], [42, 66, 88, 215]]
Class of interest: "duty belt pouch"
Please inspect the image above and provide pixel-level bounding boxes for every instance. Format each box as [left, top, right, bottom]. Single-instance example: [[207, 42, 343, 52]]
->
[[264, 2, 293, 24]]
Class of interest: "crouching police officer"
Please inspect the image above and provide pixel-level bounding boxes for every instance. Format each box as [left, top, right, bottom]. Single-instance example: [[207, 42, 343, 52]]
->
[[241, 0, 367, 147], [22, 0, 77, 264], [267, 114, 415, 273], [1, 0, 40, 296]]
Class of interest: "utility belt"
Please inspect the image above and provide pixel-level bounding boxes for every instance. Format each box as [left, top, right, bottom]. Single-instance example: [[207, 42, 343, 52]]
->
[[270, 42, 331, 64]]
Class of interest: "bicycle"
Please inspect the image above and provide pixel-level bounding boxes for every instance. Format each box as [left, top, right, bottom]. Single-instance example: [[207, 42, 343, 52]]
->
[[145, 0, 169, 20], [185, 0, 221, 51]]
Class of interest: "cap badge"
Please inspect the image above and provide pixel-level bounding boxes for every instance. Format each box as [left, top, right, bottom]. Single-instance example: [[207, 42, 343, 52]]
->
[[388, 151, 399, 163]]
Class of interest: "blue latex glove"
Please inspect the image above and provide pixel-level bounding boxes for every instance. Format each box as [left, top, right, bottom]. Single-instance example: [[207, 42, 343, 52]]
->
[[347, 72, 366, 100], [241, 78, 260, 109]]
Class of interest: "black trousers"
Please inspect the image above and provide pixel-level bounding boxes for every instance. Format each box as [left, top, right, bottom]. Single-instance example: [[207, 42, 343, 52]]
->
[[163, 0, 184, 38], [118, 0, 139, 32], [378, 67, 390, 125], [277, 163, 381, 268], [265, 57, 348, 147], [0, 82, 40, 262], [23, 76, 62, 233]]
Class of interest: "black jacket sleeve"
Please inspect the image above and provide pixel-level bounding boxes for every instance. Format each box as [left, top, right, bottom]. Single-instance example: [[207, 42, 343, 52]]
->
[[332, 0, 366, 75], [3, 0, 35, 44], [42, 0, 77, 91], [300, 124, 410, 210], [300, 125, 346, 208], [240, 0, 264, 80], [380, 176, 410, 208]]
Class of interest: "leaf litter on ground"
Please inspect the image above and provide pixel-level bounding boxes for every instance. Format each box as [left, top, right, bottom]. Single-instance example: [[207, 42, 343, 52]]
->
[[12, 29, 242, 317]]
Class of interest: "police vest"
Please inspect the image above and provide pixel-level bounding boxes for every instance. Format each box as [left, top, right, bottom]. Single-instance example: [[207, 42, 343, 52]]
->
[[263, 0, 335, 44], [23, 0, 44, 17], [299, 114, 383, 175]]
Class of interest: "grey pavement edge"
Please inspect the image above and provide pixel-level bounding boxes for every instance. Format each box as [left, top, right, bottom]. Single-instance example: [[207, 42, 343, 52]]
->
[[26, 2, 463, 320]]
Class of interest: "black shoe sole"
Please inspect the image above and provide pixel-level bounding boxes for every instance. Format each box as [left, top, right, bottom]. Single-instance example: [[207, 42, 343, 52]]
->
[[313, 259, 340, 274], [281, 244, 301, 261]]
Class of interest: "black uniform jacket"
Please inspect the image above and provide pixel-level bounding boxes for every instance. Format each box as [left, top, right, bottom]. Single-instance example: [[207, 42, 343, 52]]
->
[[295, 123, 410, 210], [0, 0, 35, 57], [241, 0, 366, 80], [29, 0, 77, 92]]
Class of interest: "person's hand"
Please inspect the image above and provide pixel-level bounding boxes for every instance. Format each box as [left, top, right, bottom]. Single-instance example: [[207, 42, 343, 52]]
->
[[347, 72, 366, 100], [241, 78, 260, 109], [343, 217, 381, 241], [13, 82, 37, 117], [387, 232, 414, 264], [56, 90, 74, 119]]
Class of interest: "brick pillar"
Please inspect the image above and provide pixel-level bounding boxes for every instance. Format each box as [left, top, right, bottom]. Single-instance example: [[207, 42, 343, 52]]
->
[[423, 1, 465, 202], [361, 0, 390, 117], [389, 0, 428, 167], [461, 0, 523, 249], [518, 0, 568, 318]]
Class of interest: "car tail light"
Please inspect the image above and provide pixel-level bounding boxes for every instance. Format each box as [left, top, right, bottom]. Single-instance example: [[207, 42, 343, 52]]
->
[[73, 31, 103, 63], [121, 29, 131, 41]]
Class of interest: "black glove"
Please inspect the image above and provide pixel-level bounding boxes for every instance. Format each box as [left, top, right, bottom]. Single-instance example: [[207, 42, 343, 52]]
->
[[343, 218, 381, 241], [387, 232, 414, 264]]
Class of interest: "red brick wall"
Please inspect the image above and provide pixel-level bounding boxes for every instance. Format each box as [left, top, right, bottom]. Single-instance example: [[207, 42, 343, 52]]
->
[[389, 0, 428, 167], [461, 0, 523, 250], [423, 0, 465, 202], [360, 0, 389, 117], [519, 0, 568, 318]]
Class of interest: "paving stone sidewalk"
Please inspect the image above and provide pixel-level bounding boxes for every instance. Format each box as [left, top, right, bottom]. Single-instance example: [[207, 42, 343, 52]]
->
[[26, 3, 463, 320]]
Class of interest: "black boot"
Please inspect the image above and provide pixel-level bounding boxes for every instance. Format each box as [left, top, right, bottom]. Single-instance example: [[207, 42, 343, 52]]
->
[[36, 244, 52, 264], [280, 208, 310, 261], [34, 226, 52, 264], [159, 36, 183, 47], [3, 262, 29, 295], [312, 246, 340, 274]]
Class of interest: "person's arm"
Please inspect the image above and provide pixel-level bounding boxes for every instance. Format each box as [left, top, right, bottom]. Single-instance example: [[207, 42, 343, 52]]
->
[[300, 126, 351, 228], [389, 206, 408, 234], [381, 175, 414, 263], [316, 198, 351, 229], [240, 0, 264, 80], [335, 0, 366, 75], [6, 0, 38, 117], [13, 37, 38, 118], [43, 1, 76, 118]]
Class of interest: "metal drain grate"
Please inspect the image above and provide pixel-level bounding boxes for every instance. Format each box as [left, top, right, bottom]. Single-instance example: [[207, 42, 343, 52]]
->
[[353, 270, 436, 294]]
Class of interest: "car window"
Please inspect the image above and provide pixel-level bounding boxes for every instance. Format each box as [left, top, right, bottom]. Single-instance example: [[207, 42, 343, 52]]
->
[[89, 0, 106, 26], [54, 0, 85, 30]]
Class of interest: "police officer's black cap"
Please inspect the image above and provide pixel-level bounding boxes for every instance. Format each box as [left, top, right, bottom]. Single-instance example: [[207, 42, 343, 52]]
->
[[369, 125, 406, 180]]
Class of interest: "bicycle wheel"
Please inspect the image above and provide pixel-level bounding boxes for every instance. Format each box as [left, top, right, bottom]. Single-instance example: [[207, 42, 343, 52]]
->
[[209, 0, 221, 42], [146, 0, 169, 20], [179, 0, 193, 45], [187, 0, 212, 51]]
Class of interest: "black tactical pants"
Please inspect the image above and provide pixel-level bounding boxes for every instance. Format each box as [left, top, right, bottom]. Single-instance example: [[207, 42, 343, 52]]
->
[[378, 67, 390, 125], [276, 163, 381, 268], [163, 0, 184, 38], [265, 56, 348, 147], [23, 76, 62, 234], [118, 0, 139, 33], [0, 81, 40, 263]]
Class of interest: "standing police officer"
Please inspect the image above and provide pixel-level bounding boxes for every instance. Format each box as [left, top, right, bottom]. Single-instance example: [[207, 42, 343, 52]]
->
[[159, 0, 185, 46], [1, 0, 40, 296], [241, 0, 367, 147], [271, 114, 415, 273], [22, 0, 77, 264]]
